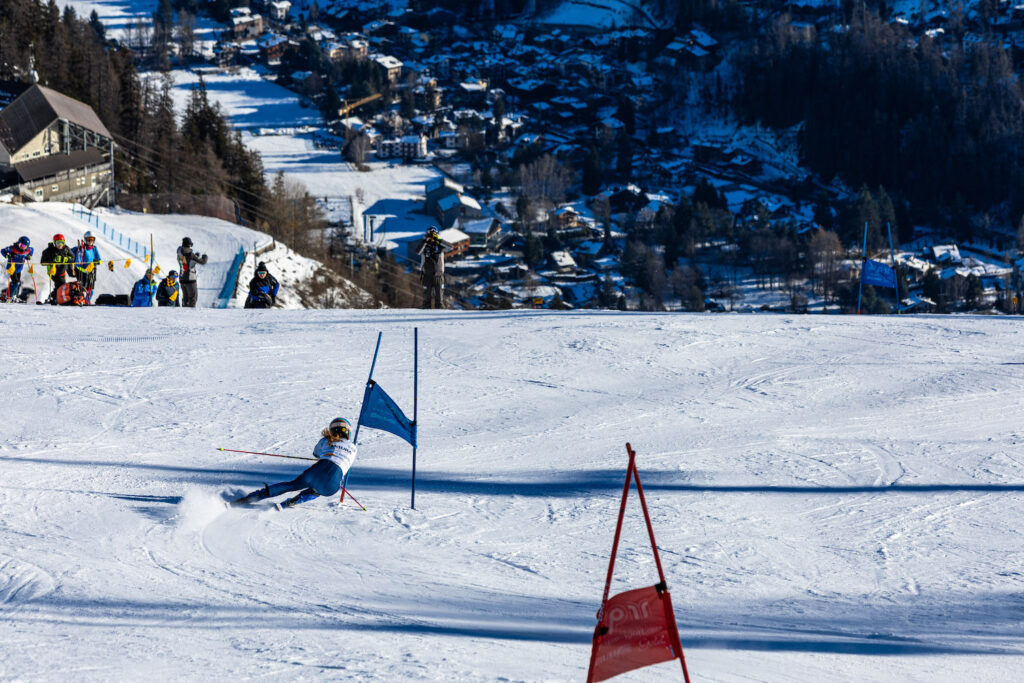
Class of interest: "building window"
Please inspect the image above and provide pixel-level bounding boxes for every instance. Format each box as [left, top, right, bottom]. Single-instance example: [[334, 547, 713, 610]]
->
[[52, 184, 59, 191]]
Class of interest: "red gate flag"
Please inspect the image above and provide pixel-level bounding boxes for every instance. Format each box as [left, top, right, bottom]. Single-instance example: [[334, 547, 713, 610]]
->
[[587, 443, 691, 683]]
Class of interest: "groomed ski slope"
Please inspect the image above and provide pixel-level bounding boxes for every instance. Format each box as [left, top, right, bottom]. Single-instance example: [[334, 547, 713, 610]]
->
[[2, 308, 1023, 681]]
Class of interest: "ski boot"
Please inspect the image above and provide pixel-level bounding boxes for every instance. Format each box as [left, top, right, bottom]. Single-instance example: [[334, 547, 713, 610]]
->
[[275, 491, 319, 510], [230, 484, 270, 507]]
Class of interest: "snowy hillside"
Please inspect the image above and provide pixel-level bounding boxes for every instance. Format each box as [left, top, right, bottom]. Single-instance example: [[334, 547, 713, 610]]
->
[[0, 202, 374, 308], [2, 309, 1023, 681]]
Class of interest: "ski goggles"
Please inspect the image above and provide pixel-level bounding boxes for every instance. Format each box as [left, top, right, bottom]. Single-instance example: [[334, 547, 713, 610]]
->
[[54, 240, 65, 246]]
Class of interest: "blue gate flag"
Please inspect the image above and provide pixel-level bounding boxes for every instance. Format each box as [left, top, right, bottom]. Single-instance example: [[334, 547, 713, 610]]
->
[[358, 380, 416, 447], [861, 259, 897, 289]]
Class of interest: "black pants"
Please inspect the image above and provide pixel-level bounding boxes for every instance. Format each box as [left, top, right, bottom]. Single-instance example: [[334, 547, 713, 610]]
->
[[181, 281, 198, 307], [47, 274, 66, 304], [422, 276, 444, 309]]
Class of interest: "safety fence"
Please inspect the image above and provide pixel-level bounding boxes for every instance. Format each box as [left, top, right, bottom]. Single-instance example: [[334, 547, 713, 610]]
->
[[216, 246, 246, 309], [71, 205, 150, 260]]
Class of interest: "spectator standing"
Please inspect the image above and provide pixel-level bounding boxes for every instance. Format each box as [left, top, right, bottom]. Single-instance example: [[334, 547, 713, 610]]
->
[[2, 235, 33, 302], [72, 231, 101, 304], [417, 226, 446, 309], [40, 234, 73, 305], [176, 237, 208, 307], [131, 269, 157, 307], [156, 270, 181, 307], [244, 261, 280, 309]]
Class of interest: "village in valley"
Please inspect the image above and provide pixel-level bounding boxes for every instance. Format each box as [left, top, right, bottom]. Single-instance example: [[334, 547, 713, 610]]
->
[[7, 0, 1024, 312]]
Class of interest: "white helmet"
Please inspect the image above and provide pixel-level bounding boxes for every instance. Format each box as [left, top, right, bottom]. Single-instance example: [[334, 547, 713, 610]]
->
[[84, 231, 95, 240]]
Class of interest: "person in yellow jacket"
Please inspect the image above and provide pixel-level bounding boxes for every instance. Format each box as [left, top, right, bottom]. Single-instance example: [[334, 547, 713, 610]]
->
[[156, 270, 181, 307]]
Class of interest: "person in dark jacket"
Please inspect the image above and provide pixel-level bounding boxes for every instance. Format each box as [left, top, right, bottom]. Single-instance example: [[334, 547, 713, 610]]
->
[[244, 262, 280, 309], [156, 270, 181, 307], [417, 226, 446, 309], [2, 235, 33, 302], [40, 234, 74, 305], [131, 269, 157, 307], [176, 237, 208, 307]]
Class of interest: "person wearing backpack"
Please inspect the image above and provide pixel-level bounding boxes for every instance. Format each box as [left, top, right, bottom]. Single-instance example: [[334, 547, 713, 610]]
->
[[176, 237, 208, 307], [72, 231, 101, 305], [40, 235, 73, 305]]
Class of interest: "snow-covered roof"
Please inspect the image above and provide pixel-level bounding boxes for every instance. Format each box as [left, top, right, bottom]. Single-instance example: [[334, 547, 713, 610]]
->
[[550, 251, 577, 268], [438, 227, 470, 245]]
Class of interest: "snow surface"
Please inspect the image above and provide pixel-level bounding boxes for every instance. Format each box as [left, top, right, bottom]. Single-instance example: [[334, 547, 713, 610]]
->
[[2, 309, 1024, 680]]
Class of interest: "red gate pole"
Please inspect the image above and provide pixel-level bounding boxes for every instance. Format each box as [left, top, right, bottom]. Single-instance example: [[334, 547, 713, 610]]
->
[[629, 443, 691, 683], [586, 444, 636, 683]]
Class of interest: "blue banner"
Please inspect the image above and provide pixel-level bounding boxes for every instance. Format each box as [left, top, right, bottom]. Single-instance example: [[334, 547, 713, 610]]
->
[[358, 381, 416, 447], [861, 259, 897, 289]]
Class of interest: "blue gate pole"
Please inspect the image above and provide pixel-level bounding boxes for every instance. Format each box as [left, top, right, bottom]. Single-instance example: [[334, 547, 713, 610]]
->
[[412, 327, 418, 510], [857, 220, 868, 314], [345, 331, 383, 500]]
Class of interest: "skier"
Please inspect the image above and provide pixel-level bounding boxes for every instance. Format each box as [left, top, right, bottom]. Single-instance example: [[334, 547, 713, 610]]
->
[[418, 226, 446, 309], [231, 417, 357, 509], [1, 236, 33, 303], [54, 280, 88, 306], [243, 261, 280, 309], [40, 234, 73, 305], [72, 231, 101, 304], [176, 237, 208, 308], [156, 270, 181, 307], [131, 269, 157, 307]]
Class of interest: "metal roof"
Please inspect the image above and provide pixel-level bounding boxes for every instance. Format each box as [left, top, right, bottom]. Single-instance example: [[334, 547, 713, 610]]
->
[[15, 148, 106, 182], [0, 85, 112, 154]]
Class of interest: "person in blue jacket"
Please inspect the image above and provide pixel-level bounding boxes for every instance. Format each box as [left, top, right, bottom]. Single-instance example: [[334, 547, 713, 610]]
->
[[231, 417, 358, 509], [2, 235, 33, 302], [243, 261, 280, 309], [131, 269, 157, 307], [72, 231, 101, 304], [156, 270, 181, 307]]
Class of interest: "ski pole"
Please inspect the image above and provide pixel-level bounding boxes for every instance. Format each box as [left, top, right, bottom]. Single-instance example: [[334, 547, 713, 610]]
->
[[217, 447, 315, 461], [341, 488, 367, 511]]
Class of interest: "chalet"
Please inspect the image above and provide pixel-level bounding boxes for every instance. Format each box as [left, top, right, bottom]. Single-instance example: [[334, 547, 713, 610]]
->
[[268, 1, 291, 22], [549, 250, 577, 273], [231, 8, 263, 41], [373, 55, 403, 85], [460, 217, 502, 249], [377, 135, 427, 161], [0, 84, 114, 205], [215, 42, 240, 68], [438, 227, 471, 259], [424, 176, 464, 216], [258, 33, 289, 64], [436, 192, 482, 229]]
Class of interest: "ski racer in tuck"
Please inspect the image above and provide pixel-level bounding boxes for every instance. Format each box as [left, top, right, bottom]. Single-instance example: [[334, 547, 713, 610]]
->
[[2, 236, 34, 302], [231, 418, 357, 509]]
